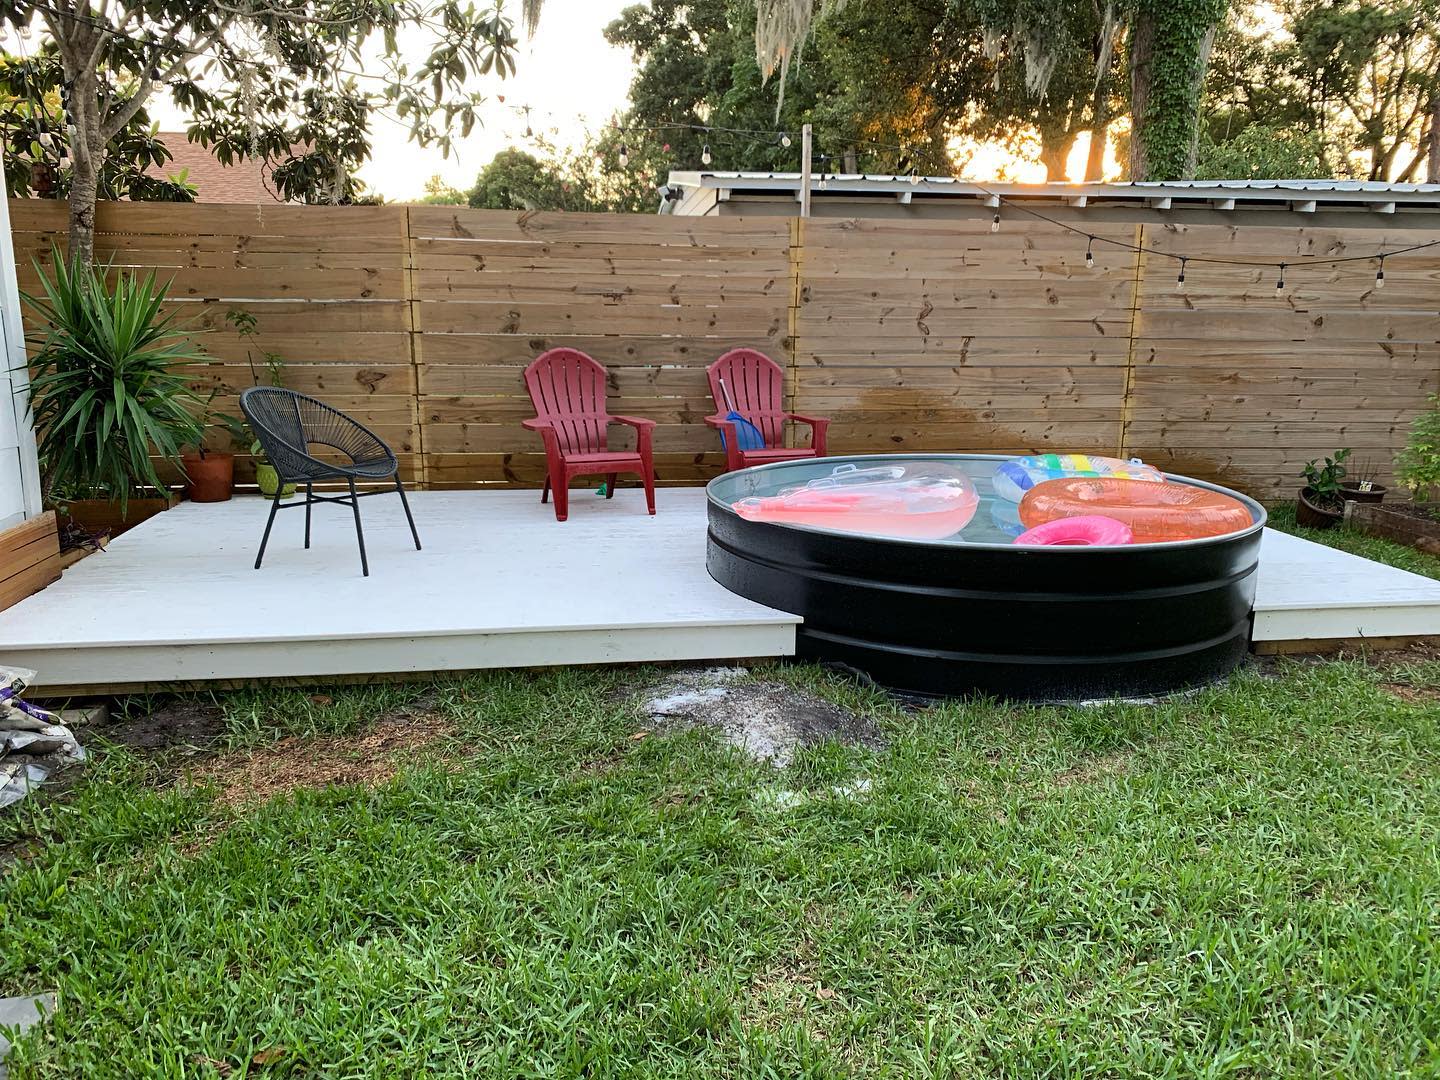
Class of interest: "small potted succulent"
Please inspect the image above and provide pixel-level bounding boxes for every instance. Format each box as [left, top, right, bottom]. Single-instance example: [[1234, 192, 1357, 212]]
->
[[1296, 448, 1350, 529]]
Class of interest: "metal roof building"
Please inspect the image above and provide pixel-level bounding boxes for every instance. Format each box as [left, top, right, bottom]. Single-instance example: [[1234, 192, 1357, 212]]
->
[[662, 172, 1440, 228]]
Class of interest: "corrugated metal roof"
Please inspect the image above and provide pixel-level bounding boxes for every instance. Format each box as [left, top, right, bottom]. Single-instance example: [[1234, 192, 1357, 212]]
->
[[664, 171, 1440, 213]]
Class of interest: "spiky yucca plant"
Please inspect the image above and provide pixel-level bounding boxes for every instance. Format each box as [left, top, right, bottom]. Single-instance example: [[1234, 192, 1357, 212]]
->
[[22, 252, 206, 511]]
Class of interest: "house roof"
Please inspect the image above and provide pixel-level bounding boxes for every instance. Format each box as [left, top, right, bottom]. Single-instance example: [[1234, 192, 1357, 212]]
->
[[146, 132, 284, 203], [663, 172, 1440, 215]]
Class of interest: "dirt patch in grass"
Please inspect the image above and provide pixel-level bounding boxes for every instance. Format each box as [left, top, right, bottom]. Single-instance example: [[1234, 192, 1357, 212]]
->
[[92, 699, 230, 755], [187, 709, 456, 811], [1052, 751, 1133, 789], [1382, 681, 1439, 704], [641, 667, 884, 767]]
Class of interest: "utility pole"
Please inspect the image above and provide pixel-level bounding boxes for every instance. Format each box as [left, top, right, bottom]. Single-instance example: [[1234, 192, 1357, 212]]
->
[[799, 122, 812, 219]]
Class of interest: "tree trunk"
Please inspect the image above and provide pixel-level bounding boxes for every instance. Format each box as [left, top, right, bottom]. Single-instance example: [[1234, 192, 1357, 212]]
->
[[1038, 137, 1071, 181], [1086, 71, 1112, 181], [1428, 90, 1440, 184], [1128, 2, 1223, 181], [1128, 13, 1154, 180], [67, 154, 99, 265]]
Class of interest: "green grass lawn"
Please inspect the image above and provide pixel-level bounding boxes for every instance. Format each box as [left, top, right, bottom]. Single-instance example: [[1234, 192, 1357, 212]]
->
[[3, 655, 1439, 1078]]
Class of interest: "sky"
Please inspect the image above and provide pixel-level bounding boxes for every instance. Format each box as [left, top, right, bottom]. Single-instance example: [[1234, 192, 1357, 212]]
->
[[148, 0, 639, 202]]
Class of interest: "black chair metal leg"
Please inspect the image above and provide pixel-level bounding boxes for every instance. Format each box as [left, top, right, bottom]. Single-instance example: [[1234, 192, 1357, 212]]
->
[[395, 476, 421, 550], [348, 478, 369, 577], [304, 482, 313, 549], [254, 487, 284, 570]]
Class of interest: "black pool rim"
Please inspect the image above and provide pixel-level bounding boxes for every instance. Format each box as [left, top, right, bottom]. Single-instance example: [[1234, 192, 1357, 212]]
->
[[705, 454, 1268, 701]]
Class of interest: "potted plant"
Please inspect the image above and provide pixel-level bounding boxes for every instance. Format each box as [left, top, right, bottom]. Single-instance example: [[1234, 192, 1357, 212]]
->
[[21, 251, 205, 537], [251, 436, 297, 499], [181, 396, 251, 503], [224, 307, 294, 497], [1296, 448, 1350, 529], [1338, 455, 1387, 505]]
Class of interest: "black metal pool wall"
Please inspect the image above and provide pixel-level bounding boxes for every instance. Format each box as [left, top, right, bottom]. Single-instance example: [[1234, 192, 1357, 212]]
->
[[707, 461, 1267, 700]]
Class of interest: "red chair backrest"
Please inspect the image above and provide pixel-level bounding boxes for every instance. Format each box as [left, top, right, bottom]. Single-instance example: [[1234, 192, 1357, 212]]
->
[[707, 348, 786, 448], [524, 348, 611, 454]]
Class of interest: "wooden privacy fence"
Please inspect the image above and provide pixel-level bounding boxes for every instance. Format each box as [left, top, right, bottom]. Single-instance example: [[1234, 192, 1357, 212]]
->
[[10, 200, 1439, 500]]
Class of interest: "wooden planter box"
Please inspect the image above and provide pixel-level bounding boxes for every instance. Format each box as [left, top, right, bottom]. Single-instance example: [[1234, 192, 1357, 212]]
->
[[0, 512, 62, 613], [1345, 501, 1440, 555], [59, 493, 179, 540]]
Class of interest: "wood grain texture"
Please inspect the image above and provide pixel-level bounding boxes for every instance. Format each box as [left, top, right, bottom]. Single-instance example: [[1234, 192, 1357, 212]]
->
[[9, 200, 1437, 497], [0, 511, 61, 613]]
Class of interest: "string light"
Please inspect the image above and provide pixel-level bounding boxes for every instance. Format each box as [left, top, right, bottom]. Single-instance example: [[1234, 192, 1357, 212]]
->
[[700, 143, 711, 166], [1084, 237, 1094, 269], [1275, 263, 1286, 293], [617, 143, 628, 167], [990, 212, 1001, 233], [1176, 257, 1187, 293], [779, 132, 791, 148], [1374, 255, 1385, 290]]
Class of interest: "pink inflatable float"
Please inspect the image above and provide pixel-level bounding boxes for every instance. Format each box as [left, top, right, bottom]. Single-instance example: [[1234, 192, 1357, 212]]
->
[[733, 462, 979, 540], [1015, 515, 1135, 546]]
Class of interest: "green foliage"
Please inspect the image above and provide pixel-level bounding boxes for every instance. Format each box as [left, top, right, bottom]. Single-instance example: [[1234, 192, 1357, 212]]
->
[[1395, 394, 1440, 501], [417, 174, 467, 205], [1195, 123, 1336, 179], [467, 147, 599, 212], [1130, 0, 1231, 179], [0, 53, 196, 202], [1301, 448, 1351, 497], [21, 253, 206, 509]]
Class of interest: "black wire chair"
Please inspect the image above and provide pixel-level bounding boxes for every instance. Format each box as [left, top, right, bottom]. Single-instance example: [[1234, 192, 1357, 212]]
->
[[239, 387, 421, 577]]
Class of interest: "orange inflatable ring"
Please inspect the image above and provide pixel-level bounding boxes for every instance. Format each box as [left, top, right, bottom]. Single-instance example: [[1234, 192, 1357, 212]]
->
[[1015, 515, 1135, 546], [1019, 477, 1253, 543]]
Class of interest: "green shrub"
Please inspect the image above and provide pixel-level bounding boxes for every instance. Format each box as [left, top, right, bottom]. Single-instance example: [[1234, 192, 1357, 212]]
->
[[1395, 393, 1440, 502], [22, 253, 206, 510]]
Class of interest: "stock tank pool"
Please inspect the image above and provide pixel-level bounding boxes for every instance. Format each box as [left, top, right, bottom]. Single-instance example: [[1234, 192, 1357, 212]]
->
[[706, 454, 1267, 700]]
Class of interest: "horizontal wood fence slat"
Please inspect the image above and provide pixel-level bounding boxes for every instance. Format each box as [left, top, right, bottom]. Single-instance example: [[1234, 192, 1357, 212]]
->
[[9, 199, 1439, 499]]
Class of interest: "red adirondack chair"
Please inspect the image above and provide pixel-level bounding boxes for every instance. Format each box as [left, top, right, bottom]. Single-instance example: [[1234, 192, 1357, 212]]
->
[[522, 349, 657, 522], [705, 348, 830, 473]]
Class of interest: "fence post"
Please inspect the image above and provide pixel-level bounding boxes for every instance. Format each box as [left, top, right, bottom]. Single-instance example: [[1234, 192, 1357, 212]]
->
[[402, 205, 429, 489], [1117, 223, 1145, 459]]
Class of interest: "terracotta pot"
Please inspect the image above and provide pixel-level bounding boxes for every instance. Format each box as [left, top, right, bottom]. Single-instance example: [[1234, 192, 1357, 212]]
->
[[256, 462, 297, 499], [1296, 487, 1344, 529], [182, 451, 235, 503], [1339, 482, 1387, 506]]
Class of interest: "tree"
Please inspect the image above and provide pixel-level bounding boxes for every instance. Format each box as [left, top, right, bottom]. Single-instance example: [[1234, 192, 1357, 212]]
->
[[1, 52, 194, 201], [1, 1, 518, 262], [416, 173, 465, 204], [734, 0, 1230, 180], [1286, 0, 1440, 181]]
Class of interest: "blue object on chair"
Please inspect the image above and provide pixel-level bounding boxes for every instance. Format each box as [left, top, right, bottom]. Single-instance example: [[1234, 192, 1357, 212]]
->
[[718, 377, 766, 452]]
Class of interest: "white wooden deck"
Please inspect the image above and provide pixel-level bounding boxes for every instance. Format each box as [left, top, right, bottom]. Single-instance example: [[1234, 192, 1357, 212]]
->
[[1254, 528, 1440, 644], [0, 488, 1436, 693], [0, 488, 797, 692]]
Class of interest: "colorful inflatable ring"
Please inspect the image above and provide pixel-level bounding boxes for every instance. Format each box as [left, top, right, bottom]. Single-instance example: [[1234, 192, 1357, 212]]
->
[[1015, 515, 1135, 546], [1019, 477, 1253, 543], [992, 453, 1164, 502]]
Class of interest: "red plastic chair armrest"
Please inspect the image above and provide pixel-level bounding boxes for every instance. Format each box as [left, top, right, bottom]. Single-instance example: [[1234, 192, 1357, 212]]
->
[[609, 414, 656, 430], [787, 413, 829, 427]]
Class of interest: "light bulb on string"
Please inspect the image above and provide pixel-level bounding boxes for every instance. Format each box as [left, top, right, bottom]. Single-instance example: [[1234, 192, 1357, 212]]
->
[[990, 212, 1001, 233], [1275, 263, 1286, 294], [618, 143, 628, 167], [1175, 257, 1187, 293], [780, 132, 792, 148], [1084, 237, 1094, 269], [1374, 255, 1385, 290], [701, 143, 712, 166]]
